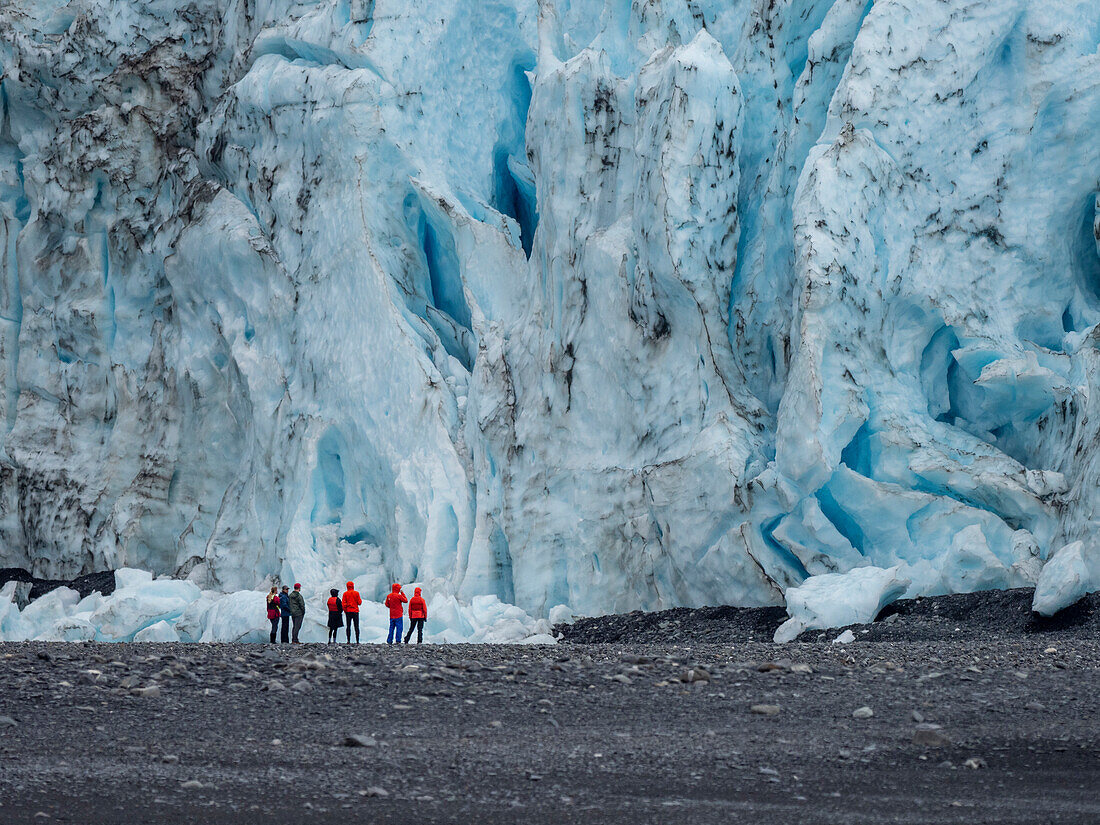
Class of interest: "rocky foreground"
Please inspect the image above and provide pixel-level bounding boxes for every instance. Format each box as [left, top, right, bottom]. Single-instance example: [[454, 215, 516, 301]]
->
[[0, 591, 1098, 824]]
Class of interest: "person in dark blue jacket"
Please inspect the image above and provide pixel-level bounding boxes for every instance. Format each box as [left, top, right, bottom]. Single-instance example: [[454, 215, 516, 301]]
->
[[278, 585, 291, 644]]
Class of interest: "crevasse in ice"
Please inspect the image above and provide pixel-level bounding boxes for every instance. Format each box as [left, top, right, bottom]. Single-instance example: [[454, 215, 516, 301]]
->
[[2, 0, 1100, 641]]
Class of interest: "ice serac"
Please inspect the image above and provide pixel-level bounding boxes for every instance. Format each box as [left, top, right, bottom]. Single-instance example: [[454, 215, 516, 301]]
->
[[773, 565, 911, 643], [1032, 541, 1100, 617], [503, 23, 771, 616], [2, 0, 1100, 642]]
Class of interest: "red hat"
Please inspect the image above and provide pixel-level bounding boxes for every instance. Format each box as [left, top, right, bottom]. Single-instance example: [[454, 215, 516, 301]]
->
[[294, 583, 301, 589]]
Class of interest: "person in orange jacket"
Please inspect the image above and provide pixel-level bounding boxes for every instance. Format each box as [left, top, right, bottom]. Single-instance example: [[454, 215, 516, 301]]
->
[[404, 586, 428, 644], [384, 583, 408, 645], [342, 581, 362, 644]]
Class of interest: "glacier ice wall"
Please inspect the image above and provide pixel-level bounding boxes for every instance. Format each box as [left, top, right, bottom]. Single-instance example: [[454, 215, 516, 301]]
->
[[2, 0, 1100, 619]]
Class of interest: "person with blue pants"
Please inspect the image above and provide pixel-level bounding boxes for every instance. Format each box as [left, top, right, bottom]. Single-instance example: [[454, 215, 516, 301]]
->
[[384, 583, 407, 644]]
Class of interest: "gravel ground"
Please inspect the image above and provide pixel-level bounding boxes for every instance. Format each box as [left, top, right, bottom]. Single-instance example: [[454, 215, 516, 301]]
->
[[558, 588, 1100, 644], [0, 568, 116, 604], [0, 589, 1098, 824]]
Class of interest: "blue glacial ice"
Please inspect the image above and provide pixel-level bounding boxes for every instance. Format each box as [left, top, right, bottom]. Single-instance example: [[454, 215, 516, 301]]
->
[[2, 0, 1100, 640]]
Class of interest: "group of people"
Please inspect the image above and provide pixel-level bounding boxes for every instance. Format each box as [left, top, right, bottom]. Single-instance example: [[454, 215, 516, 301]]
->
[[266, 581, 428, 645], [266, 583, 307, 643]]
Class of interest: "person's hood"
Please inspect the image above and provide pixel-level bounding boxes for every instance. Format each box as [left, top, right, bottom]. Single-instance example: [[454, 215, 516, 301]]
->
[[391, 583, 402, 592], [330, 589, 338, 597], [346, 581, 354, 589], [414, 587, 422, 596]]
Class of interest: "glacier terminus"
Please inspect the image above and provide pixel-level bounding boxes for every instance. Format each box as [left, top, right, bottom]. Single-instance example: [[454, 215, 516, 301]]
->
[[2, 0, 1100, 642]]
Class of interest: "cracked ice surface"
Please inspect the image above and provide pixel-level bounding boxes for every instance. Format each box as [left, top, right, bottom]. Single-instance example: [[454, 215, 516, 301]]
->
[[2, 0, 1100, 640]]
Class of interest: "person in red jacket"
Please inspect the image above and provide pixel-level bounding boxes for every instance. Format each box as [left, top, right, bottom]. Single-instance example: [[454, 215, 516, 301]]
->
[[384, 583, 408, 645], [266, 586, 281, 644], [326, 588, 343, 644], [404, 586, 428, 645], [342, 581, 363, 644]]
